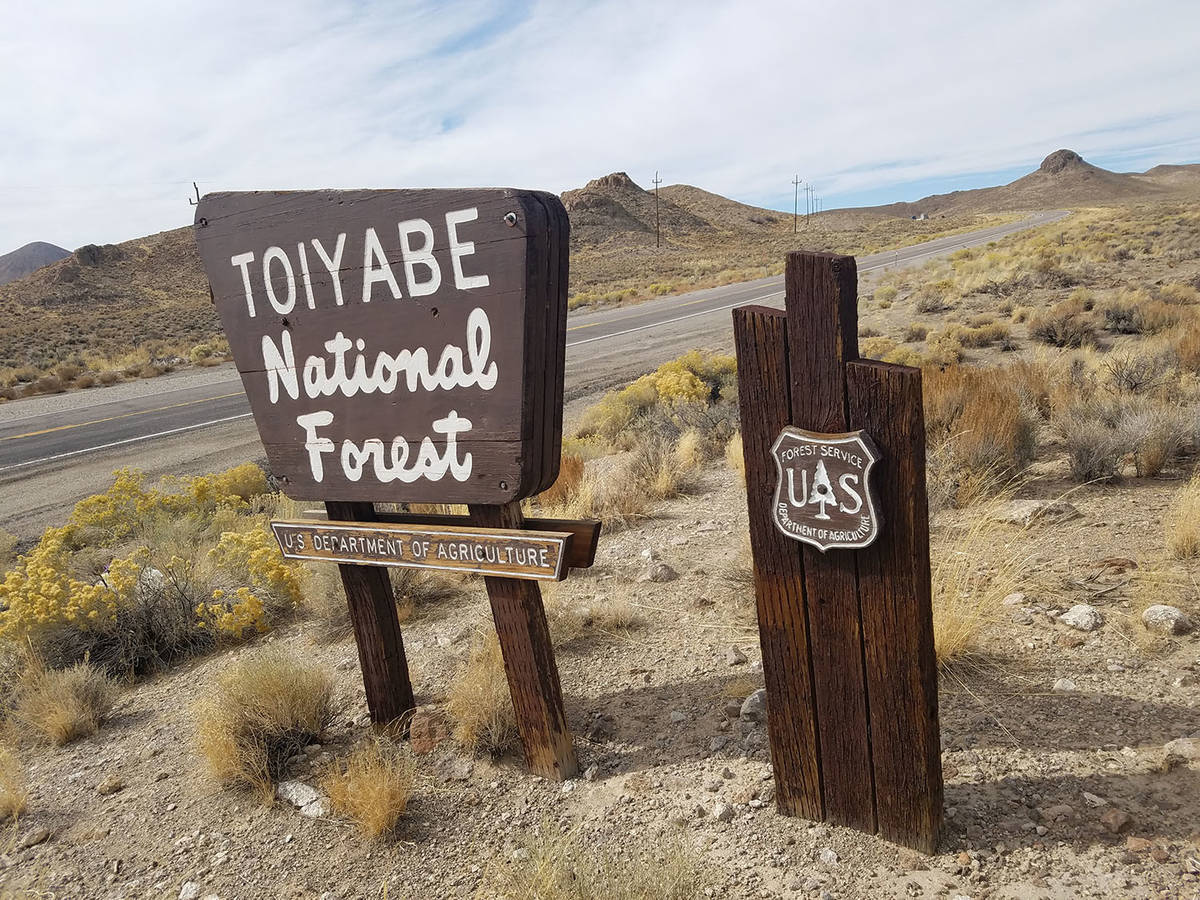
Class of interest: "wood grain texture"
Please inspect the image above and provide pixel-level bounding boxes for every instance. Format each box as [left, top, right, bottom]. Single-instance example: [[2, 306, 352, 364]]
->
[[733, 305, 823, 819], [468, 502, 578, 780], [784, 251, 876, 833], [325, 500, 416, 726], [847, 360, 943, 852]]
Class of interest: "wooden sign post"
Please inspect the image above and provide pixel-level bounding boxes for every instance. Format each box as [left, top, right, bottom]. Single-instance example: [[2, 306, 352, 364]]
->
[[195, 188, 587, 780], [734, 251, 942, 852]]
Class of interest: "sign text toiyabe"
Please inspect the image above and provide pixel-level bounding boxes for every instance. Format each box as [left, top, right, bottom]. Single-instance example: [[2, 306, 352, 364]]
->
[[195, 189, 569, 505]]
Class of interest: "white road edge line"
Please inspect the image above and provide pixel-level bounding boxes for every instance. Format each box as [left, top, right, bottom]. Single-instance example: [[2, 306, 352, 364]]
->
[[0, 413, 254, 475], [567, 291, 785, 347]]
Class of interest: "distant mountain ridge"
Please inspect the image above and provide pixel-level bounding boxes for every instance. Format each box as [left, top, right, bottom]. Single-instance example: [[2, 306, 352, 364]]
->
[[0, 241, 70, 286], [878, 149, 1200, 217]]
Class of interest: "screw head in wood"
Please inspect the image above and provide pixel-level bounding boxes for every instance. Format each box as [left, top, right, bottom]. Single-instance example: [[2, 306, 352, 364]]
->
[[503, 212, 518, 226]]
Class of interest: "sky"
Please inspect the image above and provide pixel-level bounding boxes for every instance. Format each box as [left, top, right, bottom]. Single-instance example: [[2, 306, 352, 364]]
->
[[2, 0, 1199, 253]]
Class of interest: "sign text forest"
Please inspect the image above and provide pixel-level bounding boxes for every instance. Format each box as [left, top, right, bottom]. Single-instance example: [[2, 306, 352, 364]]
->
[[195, 189, 569, 505]]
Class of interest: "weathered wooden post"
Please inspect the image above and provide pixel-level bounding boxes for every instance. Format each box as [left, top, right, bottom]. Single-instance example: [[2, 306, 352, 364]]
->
[[734, 251, 942, 852], [195, 188, 591, 780]]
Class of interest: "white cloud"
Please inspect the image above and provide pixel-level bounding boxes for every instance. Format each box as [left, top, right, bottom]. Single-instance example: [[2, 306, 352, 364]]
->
[[1, 0, 1198, 251]]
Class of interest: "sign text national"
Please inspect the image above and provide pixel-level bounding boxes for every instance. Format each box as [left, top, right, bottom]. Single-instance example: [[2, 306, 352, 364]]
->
[[195, 189, 569, 505]]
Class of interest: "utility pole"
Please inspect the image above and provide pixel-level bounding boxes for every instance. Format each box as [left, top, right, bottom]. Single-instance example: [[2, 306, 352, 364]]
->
[[652, 171, 663, 248], [792, 175, 802, 233]]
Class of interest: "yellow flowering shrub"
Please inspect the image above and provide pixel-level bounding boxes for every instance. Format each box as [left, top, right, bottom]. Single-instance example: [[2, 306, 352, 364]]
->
[[186, 463, 268, 509], [577, 351, 737, 445], [198, 587, 268, 639], [206, 528, 302, 637], [0, 528, 142, 643]]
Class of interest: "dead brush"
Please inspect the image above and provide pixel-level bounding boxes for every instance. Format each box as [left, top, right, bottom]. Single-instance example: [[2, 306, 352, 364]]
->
[[480, 819, 706, 900], [446, 632, 516, 756], [0, 745, 28, 821], [194, 647, 334, 800], [12, 660, 117, 745], [930, 510, 1028, 669], [321, 739, 415, 838], [538, 454, 585, 508], [725, 432, 745, 485], [1165, 475, 1200, 558]]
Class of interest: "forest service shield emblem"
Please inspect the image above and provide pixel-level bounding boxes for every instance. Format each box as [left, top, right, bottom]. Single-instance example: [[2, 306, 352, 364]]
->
[[769, 426, 882, 552]]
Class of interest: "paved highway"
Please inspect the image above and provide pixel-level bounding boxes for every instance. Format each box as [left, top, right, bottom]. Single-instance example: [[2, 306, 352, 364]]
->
[[0, 210, 1065, 536]]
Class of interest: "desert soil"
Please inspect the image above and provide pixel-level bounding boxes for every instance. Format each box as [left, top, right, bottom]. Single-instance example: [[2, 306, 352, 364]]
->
[[5, 458, 1199, 899]]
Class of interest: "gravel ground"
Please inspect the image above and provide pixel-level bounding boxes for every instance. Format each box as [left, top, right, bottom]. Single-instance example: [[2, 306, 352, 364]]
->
[[4, 462, 1199, 899]]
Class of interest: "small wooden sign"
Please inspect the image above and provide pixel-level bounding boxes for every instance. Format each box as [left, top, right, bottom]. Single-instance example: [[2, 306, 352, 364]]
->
[[770, 426, 882, 552], [271, 519, 571, 581], [194, 188, 569, 506]]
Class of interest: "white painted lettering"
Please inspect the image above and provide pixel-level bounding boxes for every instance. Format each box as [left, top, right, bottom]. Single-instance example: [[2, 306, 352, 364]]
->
[[445, 207, 490, 290]]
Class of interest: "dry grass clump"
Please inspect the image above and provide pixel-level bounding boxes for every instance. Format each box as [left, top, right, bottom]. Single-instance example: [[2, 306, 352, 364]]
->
[[322, 739, 415, 838], [725, 432, 745, 485], [590, 596, 645, 631], [924, 366, 1037, 508], [1165, 475, 1200, 559], [481, 821, 705, 900], [903, 323, 929, 342], [195, 647, 334, 799], [446, 633, 516, 756], [931, 513, 1026, 668], [12, 661, 117, 745], [0, 745, 28, 821], [1029, 297, 1095, 347], [539, 454, 585, 508]]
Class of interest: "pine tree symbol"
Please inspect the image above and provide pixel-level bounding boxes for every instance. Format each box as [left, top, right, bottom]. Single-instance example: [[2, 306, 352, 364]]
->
[[808, 459, 837, 520]]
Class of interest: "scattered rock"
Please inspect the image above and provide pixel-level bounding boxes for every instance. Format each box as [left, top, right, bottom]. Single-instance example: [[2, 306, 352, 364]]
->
[[819, 847, 839, 866], [275, 780, 322, 809], [17, 827, 51, 849], [1141, 604, 1194, 635], [1040, 803, 1073, 822], [1002, 592, 1027, 606], [1126, 836, 1154, 853], [1052, 678, 1077, 692], [300, 799, 329, 818], [408, 706, 450, 755], [1060, 604, 1103, 632], [445, 757, 473, 781], [726, 646, 747, 666], [713, 802, 734, 823], [1082, 791, 1107, 808], [740, 689, 767, 722], [723, 699, 742, 718], [1099, 807, 1132, 834], [583, 765, 599, 782], [641, 562, 679, 583], [669, 710, 687, 724], [993, 499, 1081, 527], [1011, 609, 1034, 625], [179, 883, 202, 900], [96, 775, 125, 796], [1164, 737, 1200, 763]]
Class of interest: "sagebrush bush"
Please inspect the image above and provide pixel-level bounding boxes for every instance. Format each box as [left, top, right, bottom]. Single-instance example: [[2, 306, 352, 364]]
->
[[13, 661, 118, 745], [322, 740, 415, 838], [1052, 400, 1127, 482], [195, 647, 335, 799], [1029, 298, 1095, 348], [446, 633, 516, 756], [538, 454, 585, 508]]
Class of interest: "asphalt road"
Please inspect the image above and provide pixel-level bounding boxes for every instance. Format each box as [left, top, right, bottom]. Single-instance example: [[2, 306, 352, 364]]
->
[[0, 209, 1065, 536]]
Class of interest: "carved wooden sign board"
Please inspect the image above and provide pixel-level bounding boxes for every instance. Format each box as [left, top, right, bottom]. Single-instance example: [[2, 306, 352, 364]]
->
[[195, 188, 588, 783], [770, 426, 881, 552], [195, 188, 568, 506]]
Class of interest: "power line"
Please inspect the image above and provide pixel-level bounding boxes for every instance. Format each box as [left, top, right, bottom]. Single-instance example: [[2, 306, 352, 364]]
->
[[792, 175, 801, 234], [652, 170, 663, 248]]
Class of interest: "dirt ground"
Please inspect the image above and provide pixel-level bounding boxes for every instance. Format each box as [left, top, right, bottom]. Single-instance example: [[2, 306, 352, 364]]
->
[[5, 451, 1198, 899]]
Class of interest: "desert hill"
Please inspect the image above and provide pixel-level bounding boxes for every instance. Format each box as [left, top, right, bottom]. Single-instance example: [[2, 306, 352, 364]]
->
[[879, 149, 1200, 217], [0, 241, 69, 286], [2, 149, 1197, 380]]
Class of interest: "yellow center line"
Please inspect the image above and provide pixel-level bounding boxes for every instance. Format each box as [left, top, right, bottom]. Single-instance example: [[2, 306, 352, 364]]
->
[[1, 391, 245, 442]]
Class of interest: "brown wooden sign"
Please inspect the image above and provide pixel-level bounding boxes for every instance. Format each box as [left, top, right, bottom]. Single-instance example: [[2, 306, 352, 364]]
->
[[734, 251, 942, 853], [770, 426, 881, 551], [194, 189, 569, 505], [271, 519, 571, 581]]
